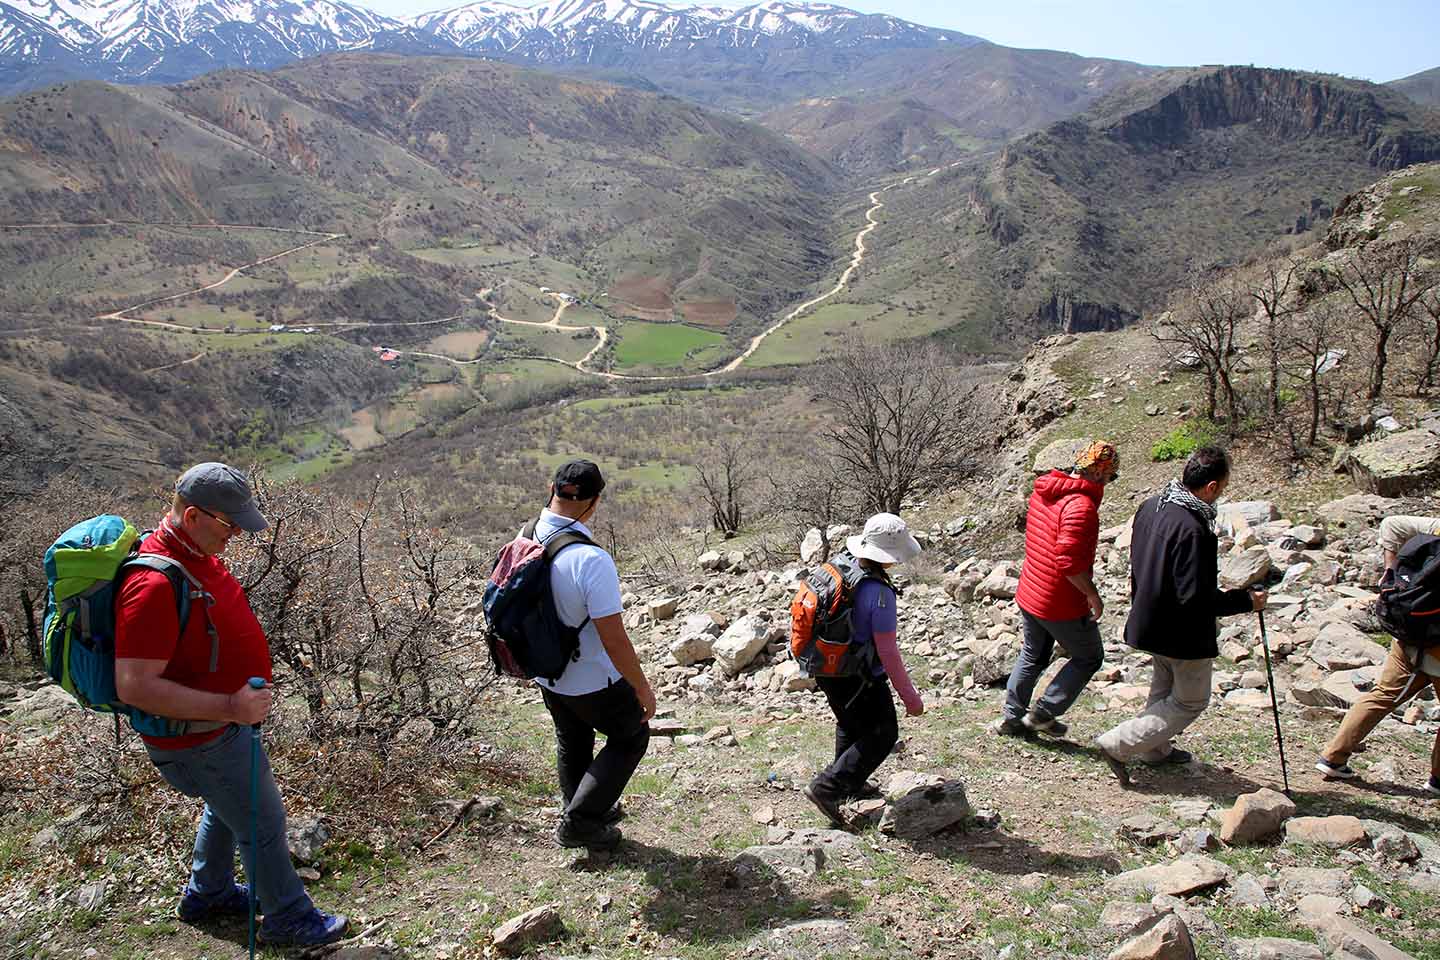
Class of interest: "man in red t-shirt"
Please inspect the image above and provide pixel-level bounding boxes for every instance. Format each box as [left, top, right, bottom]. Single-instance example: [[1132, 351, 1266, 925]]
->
[[115, 462, 346, 947]]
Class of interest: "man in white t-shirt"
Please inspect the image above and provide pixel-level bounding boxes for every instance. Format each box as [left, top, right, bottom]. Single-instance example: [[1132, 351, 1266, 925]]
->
[[534, 460, 656, 850]]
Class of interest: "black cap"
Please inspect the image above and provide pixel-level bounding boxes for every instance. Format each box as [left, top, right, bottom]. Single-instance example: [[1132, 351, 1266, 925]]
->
[[552, 459, 605, 501]]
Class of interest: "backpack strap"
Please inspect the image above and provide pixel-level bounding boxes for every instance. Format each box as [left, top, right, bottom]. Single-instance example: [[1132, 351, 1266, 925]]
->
[[121, 555, 220, 674], [537, 524, 597, 635], [119, 554, 228, 736]]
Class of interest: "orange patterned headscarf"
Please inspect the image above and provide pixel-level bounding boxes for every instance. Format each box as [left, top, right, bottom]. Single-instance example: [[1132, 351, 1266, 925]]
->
[[1075, 441, 1120, 483]]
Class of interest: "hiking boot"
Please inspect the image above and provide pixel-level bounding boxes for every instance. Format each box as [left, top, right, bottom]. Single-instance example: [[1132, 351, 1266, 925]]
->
[[1143, 748, 1193, 766], [1094, 740, 1131, 788], [990, 716, 1030, 737], [1315, 758, 1358, 781], [177, 883, 250, 924], [803, 782, 846, 827], [555, 818, 622, 851], [1021, 711, 1069, 738], [258, 907, 348, 947], [602, 802, 626, 826], [1427, 775, 1440, 796]]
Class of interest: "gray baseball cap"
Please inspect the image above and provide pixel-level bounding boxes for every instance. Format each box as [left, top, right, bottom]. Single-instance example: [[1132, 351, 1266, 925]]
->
[[175, 462, 268, 533]]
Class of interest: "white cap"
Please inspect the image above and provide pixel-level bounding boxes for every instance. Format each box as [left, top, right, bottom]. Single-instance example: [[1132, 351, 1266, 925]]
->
[[846, 513, 922, 565]]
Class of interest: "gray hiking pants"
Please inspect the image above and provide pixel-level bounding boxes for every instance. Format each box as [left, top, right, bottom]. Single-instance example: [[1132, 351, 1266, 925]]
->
[[1003, 610, 1104, 722], [1095, 655, 1213, 763]]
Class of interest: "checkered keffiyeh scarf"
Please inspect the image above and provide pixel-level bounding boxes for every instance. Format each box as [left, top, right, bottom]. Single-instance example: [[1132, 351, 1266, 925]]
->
[[1158, 478, 1216, 525]]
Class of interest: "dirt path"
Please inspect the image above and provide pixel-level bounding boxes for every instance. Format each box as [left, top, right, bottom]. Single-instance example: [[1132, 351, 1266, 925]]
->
[[141, 350, 208, 374], [485, 161, 965, 381]]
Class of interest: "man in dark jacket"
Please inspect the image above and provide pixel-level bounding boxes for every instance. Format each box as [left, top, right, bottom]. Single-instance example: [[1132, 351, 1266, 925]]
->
[[1094, 447, 1265, 785], [995, 440, 1119, 738]]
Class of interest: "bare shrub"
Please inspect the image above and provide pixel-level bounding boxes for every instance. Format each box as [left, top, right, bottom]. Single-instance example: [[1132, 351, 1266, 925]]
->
[[1331, 238, 1437, 400], [1153, 273, 1248, 430], [230, 475, 484, 746], [807, 337, 993, 517], [694, 434, 760, 536]]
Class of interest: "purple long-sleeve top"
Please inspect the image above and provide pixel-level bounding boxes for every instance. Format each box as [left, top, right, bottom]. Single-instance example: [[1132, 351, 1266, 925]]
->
[[852, 579, 922, 713]]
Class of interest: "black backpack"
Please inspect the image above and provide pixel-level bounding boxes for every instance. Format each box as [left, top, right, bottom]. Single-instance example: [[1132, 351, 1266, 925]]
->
[[481, 518, 594, 682], [1376, 534, 1440, 655]]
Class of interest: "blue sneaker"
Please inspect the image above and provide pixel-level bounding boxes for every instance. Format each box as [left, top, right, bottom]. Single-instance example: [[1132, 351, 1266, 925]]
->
[[259, 907, 349, 946], [177, 884, 251, 924]]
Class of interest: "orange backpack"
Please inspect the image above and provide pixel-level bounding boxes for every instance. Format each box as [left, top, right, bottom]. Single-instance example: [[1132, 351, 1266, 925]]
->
[[789, 551, 890, 678]]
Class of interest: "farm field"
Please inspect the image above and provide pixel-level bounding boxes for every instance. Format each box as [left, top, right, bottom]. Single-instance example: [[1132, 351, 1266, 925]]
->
[[613, 321, 730, 372]]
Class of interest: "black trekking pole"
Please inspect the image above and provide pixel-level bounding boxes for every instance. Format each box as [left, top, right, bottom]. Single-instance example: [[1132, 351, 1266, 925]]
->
[[1255, 609, 1291, 797], [246, 677, 266, 960]]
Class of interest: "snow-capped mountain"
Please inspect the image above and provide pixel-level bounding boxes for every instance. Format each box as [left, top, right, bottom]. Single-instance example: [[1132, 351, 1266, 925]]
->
[[412, 0, 975, 61], [0, 0, 980, 91]]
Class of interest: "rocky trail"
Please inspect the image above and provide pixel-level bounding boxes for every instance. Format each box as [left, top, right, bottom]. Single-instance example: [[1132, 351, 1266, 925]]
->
[[7, 477, 1436, 960]]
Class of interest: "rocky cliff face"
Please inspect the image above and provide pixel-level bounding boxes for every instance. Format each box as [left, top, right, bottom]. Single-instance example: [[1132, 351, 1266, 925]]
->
[[1104, 67, 1440, 170], [1030, 293, 1136, 334]]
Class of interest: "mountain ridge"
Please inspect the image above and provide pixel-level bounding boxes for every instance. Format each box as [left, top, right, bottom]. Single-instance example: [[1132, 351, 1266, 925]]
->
[[0, 0, 983, 95]]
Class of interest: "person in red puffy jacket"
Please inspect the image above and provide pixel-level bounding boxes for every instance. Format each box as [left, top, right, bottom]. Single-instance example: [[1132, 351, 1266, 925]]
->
[[993, 441, 1120, 738]]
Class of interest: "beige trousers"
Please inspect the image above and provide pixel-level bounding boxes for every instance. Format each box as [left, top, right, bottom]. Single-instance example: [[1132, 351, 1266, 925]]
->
[[1096, 655, 1213, 763], [1322, 638, 1440, 777]]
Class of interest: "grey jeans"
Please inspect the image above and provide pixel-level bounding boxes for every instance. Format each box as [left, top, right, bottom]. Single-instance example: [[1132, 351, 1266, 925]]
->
[[1095, 655, 1213, 762], [1004, 610, 1104, 722]]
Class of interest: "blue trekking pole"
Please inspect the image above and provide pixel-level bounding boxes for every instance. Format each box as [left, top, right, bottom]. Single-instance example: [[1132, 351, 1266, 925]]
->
[[247, 677, 266, 960]]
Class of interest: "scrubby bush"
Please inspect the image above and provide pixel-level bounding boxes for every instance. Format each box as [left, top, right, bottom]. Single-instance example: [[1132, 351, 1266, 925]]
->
[[1150, 421, 1217, 462]]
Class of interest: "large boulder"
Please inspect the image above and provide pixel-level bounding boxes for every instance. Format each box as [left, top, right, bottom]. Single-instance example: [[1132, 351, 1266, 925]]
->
[[1308, 622, 1387, 671], [1217, 501, 1280, 538], [1218, 788, 1296, 845], [879, 771, 971, 839], [1104, 854, 1232, 898], [1033, 437, 1093, 475], [975, 563, 1020, 600], [1346, 428, 1440, 496], [1107, 913, 1196, 960], [1220, 547, 1273, 590], [729, 845, 825, 885], [1315, 493, 1396, 533], [1284, 816, 1367, 848], [712, 615, 771, 676], [1231, 939, 1325, 960], [971, 634, 1020, 686], [800, 528, 825, 564], [492, 905, 563, 956], [647, 596, 680, 620]]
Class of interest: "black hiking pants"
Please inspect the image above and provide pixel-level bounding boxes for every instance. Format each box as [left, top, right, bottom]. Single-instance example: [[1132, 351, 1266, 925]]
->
[[814, 674, 898, 798], [540, 678, 650, 833]]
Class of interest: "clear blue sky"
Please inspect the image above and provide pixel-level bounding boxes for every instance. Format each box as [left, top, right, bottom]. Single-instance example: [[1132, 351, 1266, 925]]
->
[[845, 0, 1439, 83], [378, 0, 1439, 84]]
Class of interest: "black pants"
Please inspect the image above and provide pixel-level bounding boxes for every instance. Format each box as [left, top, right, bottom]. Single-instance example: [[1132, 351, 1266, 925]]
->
[[814, 674, 898, 798], [540, 679, 650, 832]]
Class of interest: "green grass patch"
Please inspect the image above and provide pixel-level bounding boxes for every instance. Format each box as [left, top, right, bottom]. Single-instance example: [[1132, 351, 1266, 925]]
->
[[613, 321, 728, 371]]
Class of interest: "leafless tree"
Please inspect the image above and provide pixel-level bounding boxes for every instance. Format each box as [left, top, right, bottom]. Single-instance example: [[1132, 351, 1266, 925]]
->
[[1284, 301, 1345, 446], [1251, 258, 1301, 417], [1331, 238, 1437, 400], [812, 338, 990, 516], [694, 434, 758, 535], [1153, 274, 1248, 430], [1419, 287, 1440, 394]]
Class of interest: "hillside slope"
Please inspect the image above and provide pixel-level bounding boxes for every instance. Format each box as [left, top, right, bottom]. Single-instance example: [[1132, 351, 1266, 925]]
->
[[0, 54, 840, 334], [1389, 65, 1440, 108], [851, 66, 1440, 342], [759, 43, 1159, 174]]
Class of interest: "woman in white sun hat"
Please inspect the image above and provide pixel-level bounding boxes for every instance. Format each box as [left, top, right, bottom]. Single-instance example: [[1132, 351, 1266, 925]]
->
[[803, 512, 925, 827]]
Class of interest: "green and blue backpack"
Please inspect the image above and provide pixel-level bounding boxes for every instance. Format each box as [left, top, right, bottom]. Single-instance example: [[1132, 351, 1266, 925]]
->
[[43, 515, 217, 738]]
